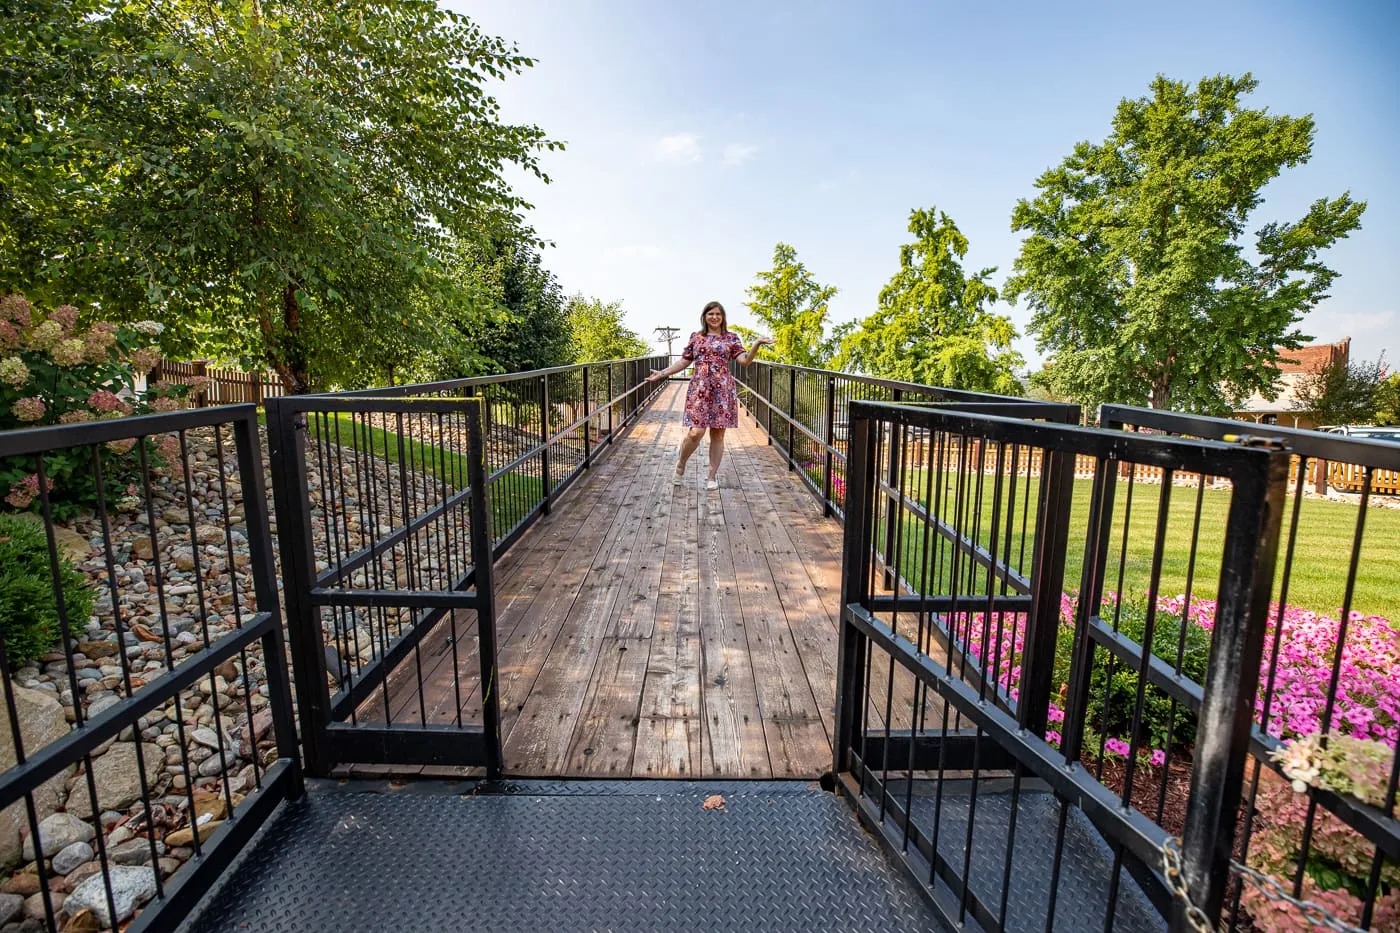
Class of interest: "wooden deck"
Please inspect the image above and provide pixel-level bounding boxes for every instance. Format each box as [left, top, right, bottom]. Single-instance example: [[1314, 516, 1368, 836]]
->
[[377, 383, 850, 779]]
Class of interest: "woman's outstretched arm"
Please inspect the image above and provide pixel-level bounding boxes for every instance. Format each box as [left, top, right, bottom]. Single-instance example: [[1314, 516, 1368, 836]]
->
[[646, 357, 692, 382], [736, 336, 775, 366]]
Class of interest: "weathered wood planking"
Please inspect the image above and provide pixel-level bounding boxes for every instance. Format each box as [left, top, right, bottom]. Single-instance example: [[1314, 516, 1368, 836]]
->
[[373, 384, 875, 779]]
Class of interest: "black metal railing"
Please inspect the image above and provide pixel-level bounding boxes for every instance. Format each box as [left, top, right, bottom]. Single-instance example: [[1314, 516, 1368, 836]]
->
[[0, 407, 300, 933], [1101, 405, 1400, 932], [265, 355, 667, 777], [335, 355, 668, 552], [733, 360, 1079, 520], [833, 398, 1289, 933]]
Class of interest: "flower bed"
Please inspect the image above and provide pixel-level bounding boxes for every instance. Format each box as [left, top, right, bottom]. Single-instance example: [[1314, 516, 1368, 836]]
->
[[944, 592, 1399, 931]]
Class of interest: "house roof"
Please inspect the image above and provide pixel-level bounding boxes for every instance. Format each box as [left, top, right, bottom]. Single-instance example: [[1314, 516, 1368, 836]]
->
[[1234, 339, 1351, 414]]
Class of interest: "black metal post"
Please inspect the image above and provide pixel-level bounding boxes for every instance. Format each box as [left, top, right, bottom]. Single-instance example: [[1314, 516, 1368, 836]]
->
[[233, 409, 304, 796], [607, 365, 615, 441], [833, 407, 877, 775], [582, 365, 592, 469], [264, 398, 334, 777], [823, 375, 837, 516], [464, 398, 504, 779], [1175, 445, 1288, 929], [765, 365, 774, 443], [881, 389, 902, 587], [788, 367, 797, 471], [540, 375, 551, 516], [1016, 448, 1075, 734]]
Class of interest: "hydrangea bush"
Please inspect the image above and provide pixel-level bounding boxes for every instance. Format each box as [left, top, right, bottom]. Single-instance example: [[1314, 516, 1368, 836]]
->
[[0, 294, 203, 517]]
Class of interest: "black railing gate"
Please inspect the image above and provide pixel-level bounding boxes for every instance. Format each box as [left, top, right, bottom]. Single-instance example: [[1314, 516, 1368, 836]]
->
[[832, 399, 1291, 933], [267, 395, 502, 777]]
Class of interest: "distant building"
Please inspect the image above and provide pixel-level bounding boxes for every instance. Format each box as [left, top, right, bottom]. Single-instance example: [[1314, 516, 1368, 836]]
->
[[1232, 338, 1351, 429]]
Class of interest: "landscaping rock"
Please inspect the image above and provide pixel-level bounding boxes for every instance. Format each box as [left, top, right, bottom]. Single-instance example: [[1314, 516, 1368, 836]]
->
[[65, 865, 156, 927], [21, 814, 94, 863], [0, 875, 39, 897], [50, 841, 93, 876], [65, 743, 162, 818], [61, 908, 100, 933], [0, 686, 72, 869], [0, 894, 20, 926]]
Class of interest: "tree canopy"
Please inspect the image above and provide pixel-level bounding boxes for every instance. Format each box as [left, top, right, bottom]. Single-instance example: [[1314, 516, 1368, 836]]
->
[[1, 0, 558, 391], [566, 296, 649, 363], [1005, 73, 1365, 413], [1292, 355, 1390, 427], [743, 243, 836, 367], [832, 207, 1023, 394]]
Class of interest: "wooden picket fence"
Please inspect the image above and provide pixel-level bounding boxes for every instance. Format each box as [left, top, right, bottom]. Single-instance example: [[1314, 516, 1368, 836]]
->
[[153, 360, 287, 407], [903, 442, 1400, 497]]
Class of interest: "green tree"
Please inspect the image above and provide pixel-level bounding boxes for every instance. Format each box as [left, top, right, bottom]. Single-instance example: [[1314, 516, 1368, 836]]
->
[[1, 0, 558, 392], [833, 207, 1023, 393], [566, 296, 649, 363], [1292, 355, 1389, 427], [469, 239, 572, 375], [744, 243, 837, 367], [1375, 372, 1400, 426], [1006, 73, 1366, 413]]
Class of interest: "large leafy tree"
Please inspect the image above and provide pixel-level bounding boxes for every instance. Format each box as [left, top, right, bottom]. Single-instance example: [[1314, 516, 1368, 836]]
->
[[744, 243, 837, 367], [2, 0, 557, 392], [469, 239, 571, 375], [833, 207, 1023, 393], [1005, 74, 1365, 413], [565, 295, 649, 363]]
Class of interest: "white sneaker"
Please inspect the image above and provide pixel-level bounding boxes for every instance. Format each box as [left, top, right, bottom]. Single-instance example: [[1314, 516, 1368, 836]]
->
[[706, 479, 719, 491], [673, 470, 684, 485]]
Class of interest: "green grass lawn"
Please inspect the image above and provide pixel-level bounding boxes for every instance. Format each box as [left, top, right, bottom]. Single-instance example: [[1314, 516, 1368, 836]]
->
[[877, 468, 1400, 620], [307, 412, 544, 540]]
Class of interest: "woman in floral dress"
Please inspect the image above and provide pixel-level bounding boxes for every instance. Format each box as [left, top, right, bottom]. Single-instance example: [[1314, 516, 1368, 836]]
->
[[646, 301, 773, 490]]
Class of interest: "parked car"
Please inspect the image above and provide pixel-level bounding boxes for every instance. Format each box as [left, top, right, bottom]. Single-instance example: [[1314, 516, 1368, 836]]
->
[[1320, 425, 1400, 443]]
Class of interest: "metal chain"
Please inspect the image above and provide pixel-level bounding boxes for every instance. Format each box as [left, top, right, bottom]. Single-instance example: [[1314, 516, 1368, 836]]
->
[[1161, 837, 1368, 933]]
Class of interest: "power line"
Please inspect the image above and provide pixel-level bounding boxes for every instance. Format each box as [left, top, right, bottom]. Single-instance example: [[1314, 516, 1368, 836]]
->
[[653, 326, 682, 359]]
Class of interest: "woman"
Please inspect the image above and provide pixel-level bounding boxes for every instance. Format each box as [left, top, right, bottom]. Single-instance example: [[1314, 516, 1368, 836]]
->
[[646, 301, 774, 490]]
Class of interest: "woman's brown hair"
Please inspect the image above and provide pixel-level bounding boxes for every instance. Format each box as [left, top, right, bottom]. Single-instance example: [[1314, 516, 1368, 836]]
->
[[700, 300, 728, 335]]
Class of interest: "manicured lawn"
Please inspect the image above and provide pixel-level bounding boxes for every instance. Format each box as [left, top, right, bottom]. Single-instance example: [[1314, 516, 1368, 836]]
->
[[307, 412, 544, 539], [879, 470, 1399, 620]]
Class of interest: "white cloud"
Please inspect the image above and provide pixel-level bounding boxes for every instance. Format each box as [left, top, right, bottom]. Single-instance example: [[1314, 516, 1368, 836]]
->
[[652, 133, 702, 164], [722, 142, 759, 166]]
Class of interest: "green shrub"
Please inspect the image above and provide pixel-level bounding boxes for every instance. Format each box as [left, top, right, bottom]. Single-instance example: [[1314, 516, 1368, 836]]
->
[[0, 513, 96, 668], [1054, 599, 1212, 753]]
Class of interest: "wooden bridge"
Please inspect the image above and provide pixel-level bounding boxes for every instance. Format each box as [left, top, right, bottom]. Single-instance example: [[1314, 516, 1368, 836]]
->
[[376, 383, 848, 779]]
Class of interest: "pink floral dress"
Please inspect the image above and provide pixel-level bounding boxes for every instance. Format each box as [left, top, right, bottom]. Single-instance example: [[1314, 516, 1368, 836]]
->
[[681, 331, 745, 429]]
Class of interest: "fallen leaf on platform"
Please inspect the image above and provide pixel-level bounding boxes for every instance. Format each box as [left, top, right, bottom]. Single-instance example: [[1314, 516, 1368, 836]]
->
[[702, 794, 725, 811]]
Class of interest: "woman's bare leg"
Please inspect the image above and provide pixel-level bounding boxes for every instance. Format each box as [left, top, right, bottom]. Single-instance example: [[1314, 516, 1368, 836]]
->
[[707, 428, 726, 481], [677, 427, 705, 474]]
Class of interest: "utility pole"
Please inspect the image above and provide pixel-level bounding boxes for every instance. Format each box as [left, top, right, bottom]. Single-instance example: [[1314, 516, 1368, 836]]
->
[[653, 326, 681, 360]]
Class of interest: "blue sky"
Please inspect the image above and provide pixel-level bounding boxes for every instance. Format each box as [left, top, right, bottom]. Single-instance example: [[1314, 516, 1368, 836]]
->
[[453, 0, 1399, 369]]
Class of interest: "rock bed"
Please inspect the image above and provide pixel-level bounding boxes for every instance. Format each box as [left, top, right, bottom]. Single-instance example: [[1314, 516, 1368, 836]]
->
[[1, 424, 464, 932]]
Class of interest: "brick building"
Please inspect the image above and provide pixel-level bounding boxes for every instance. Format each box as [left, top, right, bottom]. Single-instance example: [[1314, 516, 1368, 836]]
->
[[1232, 338, 1351, 429]]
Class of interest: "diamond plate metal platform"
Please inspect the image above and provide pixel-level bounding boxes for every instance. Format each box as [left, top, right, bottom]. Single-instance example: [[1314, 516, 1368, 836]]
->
[[178, 780, 939, 933], [885, 780, 1165, 933]]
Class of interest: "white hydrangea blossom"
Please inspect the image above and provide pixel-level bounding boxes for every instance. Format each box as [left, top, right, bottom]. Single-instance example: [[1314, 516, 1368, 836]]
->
[[131, 321, 166, 336]]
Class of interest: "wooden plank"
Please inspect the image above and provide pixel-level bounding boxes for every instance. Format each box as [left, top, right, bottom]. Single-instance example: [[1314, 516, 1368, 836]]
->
[[717, 472, 829, 778], [562, 635, 650, 776], [502, 402, 675, 774], [696, 479, 769, 778], [633, 474, 702, 776], [724, 438, 841, 735]]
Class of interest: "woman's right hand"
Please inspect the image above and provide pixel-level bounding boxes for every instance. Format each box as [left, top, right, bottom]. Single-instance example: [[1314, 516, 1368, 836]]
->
[[646, 369, 667, 383]]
